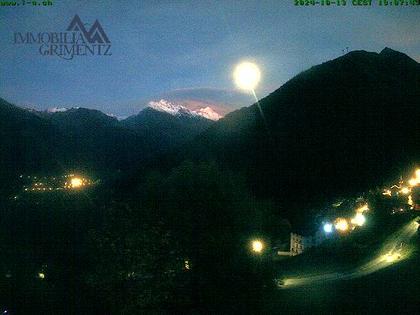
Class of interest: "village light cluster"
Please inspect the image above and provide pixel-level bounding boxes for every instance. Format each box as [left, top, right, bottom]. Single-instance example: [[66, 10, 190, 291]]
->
[[323, 203, 369, 235], [324, 168, 420, 236], [21, 173, 95, 193], [408, 169, 420, 186], [382, 169, 420, 195], [289, 168, 419, 258], [382, 168, 420, 210]]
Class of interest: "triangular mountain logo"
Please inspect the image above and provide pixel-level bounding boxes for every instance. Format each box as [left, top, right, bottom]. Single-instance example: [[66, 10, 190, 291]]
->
[[67, 15, 110, 44]]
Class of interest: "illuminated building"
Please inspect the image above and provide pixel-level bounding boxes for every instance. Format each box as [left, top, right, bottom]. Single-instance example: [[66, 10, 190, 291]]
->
[[290, 231, 325, 256]]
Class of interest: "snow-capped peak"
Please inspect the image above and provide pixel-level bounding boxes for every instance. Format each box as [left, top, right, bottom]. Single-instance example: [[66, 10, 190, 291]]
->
[[148, 99, 190, 116], [194, 106, 222, 121], [47, 107, 70, 113], [148, 99, 221, 121]]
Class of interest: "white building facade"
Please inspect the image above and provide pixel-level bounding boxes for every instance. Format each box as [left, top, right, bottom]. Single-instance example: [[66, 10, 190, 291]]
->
[[290, 231, 325, 256]]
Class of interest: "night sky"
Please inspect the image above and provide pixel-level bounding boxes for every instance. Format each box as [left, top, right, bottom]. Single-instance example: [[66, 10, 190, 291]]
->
[[0, 1, 419, 117]]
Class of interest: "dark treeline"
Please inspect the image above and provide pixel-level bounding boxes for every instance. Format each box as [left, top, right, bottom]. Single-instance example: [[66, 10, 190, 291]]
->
[[0, 161, 288, 314]]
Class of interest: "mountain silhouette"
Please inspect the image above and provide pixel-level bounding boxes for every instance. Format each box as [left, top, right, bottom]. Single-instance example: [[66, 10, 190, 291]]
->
[[0, 100, 212, 194], [2, 47, 418, 224], [160, 48, 420, 222]]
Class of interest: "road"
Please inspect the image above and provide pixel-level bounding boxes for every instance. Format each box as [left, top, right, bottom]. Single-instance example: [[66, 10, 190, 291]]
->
[[279, 217, 419, 289]]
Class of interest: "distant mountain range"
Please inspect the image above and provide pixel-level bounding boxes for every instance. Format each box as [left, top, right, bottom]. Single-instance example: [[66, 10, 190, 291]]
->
[[145, 99, 222, 121], [0, 98, 214, 193], [105, 88, 255, 118], [44, 99, 223, 121]]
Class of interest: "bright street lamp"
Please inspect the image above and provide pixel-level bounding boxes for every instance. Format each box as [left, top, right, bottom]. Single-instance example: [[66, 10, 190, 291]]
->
[[323, 223, 333, 233], [251, 239, 264, 254], [335, 218, 349, 232], [351, 213, 366, 227]]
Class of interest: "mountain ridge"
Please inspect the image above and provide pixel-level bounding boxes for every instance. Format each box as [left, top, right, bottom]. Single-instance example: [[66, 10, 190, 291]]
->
[[2, 48, 418, 218], [0, 98, 214, 192], [149, 48, 420, 224]]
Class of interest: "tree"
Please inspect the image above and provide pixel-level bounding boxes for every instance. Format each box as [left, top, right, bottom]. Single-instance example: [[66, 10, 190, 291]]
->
[[88, 161, 279, 313]]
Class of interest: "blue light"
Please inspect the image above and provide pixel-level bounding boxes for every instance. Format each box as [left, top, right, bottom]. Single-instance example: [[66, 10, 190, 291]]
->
[[323, 223, 333, 233]]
